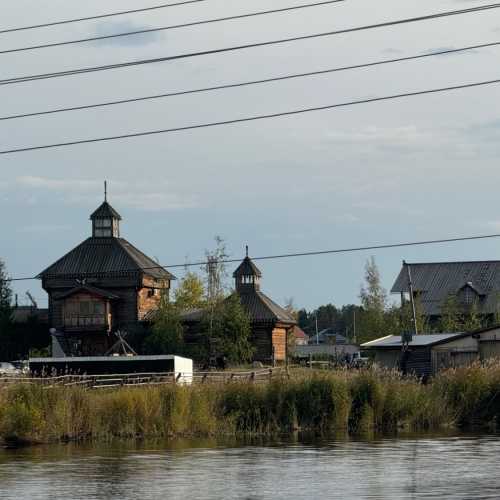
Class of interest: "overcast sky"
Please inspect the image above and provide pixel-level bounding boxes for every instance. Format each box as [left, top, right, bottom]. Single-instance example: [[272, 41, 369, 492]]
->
[[1, 0, 500, 310]]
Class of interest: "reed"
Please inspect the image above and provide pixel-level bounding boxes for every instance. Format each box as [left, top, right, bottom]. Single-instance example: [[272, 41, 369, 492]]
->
[[2, 364, 499, 446]]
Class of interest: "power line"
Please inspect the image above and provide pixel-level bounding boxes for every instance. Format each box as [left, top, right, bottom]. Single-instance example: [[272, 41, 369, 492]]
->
[[0, 1, 347, 55], [8, 233, 500, 282], [2, 41, 499, 122], [2, 77, 500, 155], [0, 0, 213, 35], [2, 3, 500, 85]]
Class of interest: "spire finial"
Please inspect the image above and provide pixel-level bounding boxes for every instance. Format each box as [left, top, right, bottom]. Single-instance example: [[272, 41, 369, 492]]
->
[[104, 180, 108, 202], [246, 245, 249, 258]]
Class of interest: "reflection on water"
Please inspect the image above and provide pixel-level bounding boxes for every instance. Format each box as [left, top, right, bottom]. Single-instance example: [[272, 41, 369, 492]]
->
[[1, 434, 499, 500]]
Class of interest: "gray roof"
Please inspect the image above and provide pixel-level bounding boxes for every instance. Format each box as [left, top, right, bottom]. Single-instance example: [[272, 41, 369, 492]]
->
[[391, 261, 500, 316], [38, 237, 175, 281], [90, 201, 122, 220], [151, 293, 296, 325], [12, 307, 49, 324], [233, 257, 262, 278], [362, 333, 464, 349], [239, 290, 296, 324]]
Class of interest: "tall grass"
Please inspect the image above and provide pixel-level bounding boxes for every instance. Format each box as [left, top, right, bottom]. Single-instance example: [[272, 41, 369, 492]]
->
[[1, 364, 498, 446]]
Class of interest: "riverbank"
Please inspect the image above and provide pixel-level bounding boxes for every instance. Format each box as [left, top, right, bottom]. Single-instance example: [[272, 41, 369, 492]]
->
[[1, 363, 500, 446]]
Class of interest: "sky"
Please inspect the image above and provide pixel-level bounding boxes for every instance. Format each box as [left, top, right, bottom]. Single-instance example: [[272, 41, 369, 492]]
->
[[1, 0, 500, 310]]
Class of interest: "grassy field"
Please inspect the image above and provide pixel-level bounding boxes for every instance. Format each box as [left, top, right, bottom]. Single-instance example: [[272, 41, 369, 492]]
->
[[1, 363, 500, 446]]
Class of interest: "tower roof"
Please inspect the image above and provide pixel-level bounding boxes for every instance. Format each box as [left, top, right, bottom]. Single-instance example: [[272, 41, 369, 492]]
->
[[38, 237, 175, 281], [90, 201, 122, 220], [233, 256, 262, 278]]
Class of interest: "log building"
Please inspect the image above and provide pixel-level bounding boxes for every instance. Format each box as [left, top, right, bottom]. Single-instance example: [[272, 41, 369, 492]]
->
[[233, 252, 296, 363], [38, 195, 174, 356], [181, 251, 296, 364]]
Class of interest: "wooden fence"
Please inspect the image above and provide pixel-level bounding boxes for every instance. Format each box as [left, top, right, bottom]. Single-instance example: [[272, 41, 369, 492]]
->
[[0, 368, 282, 389]]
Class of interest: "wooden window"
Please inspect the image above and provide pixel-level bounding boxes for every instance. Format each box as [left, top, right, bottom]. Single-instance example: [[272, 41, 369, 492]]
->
[[94, 219, 112, 228], [63, 296, 107, 328]]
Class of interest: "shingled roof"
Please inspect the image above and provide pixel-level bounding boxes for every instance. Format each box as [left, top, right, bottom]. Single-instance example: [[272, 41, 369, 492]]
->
[[239, 290, 296, 324], [90, 201, 122, 220], [38, 237, 175, 280], [233, 256, 262, 278], [174, 292, 296, 325], [391, 261, 500, 316]]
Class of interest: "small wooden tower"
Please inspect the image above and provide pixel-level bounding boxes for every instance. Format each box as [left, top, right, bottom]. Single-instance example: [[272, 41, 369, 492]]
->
[[90, 183, 122, 238], [233, 248, 296, 364]]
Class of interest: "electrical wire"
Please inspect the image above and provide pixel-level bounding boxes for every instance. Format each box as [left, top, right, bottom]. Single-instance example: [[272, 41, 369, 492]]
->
[[1, 77, 499, 155], [2, 3, 500, 85], [0, 1, 346, 55], [8, 233, 500, 282], [1, 41, 499, 121], [0, 0, 213, 35]]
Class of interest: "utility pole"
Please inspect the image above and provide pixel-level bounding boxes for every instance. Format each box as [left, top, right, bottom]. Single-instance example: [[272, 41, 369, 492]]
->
[[404, 260, 418, 336], [352, 309, 357, 344], [315, 315, 319, 345]]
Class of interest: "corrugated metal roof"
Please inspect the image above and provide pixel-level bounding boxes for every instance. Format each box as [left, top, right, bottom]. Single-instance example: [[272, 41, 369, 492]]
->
[[362, 333, 464, 348], [38, 237, 175, 280], [391, 261, 500, 315]]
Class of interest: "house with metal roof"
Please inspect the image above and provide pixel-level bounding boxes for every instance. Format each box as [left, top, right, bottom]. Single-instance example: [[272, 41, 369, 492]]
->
[[391, 261, 500, 321], [38, 191, 175, 357], [362, 325, 500, 379], [181, 250, 296, 364]]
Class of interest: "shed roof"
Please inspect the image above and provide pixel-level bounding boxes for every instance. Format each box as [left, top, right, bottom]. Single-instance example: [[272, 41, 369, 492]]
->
[[362, 333, 464, 349], [391, 261, 500, 315], [12, 307, 49, 324], [38, 237, 175, 280]]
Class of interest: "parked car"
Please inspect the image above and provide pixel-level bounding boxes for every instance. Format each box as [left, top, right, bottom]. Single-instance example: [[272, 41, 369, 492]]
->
[[351, 352, 369, 367], [0, 362, 21, 375]]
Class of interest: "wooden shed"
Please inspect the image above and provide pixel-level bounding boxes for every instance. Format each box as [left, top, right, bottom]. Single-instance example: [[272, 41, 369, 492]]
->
[[362, 326, 500, 378]]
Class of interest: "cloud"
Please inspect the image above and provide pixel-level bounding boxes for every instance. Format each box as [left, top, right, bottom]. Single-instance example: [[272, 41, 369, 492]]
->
[[17, 176, 100, 192], [92, 20, 164, 47], [18, 224, 72, 234], [14, 176, 197, 212]]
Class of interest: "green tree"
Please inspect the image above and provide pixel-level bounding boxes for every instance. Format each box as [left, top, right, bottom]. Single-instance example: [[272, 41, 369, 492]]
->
[[463, 299, 483, 332], [174, 271, 205, 310], [438, 295, 462, 332], [358, 257, 388, 342], [0, 259, 14, 359], [399, 294, 430, 335], [201, 294, 254, 365], [146, 293, 184, 355]]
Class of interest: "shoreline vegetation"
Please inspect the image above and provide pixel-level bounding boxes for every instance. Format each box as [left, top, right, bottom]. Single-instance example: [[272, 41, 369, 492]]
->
[[2, 364, 500, 447]]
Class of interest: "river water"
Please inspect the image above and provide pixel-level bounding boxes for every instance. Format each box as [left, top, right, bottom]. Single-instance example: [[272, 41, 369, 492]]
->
[[1, 434, 499, 499]]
